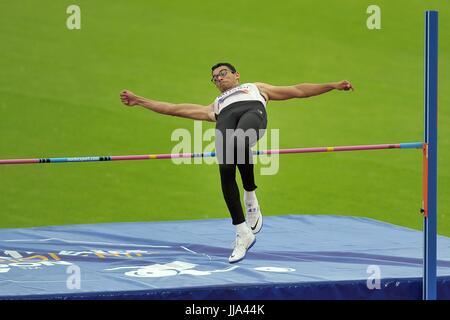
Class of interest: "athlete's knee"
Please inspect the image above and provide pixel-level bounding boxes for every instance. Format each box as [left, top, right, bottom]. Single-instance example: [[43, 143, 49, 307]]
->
[[219, 163, 236, 177]]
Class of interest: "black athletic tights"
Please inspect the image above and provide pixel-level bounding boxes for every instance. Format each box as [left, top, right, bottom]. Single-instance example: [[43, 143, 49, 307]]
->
[[215, 101, 267, 225]]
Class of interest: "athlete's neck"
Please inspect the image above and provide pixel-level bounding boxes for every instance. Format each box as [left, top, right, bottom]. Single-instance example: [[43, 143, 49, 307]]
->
[[220, 83, 241, 93]]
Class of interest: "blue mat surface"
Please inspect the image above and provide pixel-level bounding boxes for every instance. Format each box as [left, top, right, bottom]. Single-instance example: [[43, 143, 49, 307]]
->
[[1, 215, 450, 299]]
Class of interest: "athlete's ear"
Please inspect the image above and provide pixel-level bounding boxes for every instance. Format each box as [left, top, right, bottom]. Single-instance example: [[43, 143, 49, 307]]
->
[[234, 72, 240, 81]]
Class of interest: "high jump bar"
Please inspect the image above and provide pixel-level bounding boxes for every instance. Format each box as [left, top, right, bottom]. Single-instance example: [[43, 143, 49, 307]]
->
[[0, 142, 424, 165]]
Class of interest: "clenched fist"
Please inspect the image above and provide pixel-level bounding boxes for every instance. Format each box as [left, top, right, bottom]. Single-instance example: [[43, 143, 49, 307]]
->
[[120, 90, 140, 106], [334, 80, 354, 91]]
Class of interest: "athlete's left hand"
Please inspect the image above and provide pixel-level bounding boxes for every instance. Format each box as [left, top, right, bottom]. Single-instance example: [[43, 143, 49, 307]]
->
[[334, 80, 354, 91]]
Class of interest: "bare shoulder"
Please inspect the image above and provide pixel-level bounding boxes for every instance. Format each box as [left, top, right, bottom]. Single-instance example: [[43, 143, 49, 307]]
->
[[254, 82, 270, 101], [254, 82, 270, 90], [206, 102, 216, 122]]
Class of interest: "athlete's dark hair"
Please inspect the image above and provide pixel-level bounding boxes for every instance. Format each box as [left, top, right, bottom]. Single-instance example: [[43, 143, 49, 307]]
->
[[211, 62, 237, 74]]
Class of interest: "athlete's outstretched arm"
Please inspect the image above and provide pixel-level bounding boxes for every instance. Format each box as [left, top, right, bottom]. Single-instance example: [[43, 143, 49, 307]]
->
[[120, 90, 216, 122], [255, 81, 353, 101]]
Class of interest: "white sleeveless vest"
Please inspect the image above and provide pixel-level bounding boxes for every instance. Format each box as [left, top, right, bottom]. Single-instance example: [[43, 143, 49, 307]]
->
[[213, 83, 267, 115]]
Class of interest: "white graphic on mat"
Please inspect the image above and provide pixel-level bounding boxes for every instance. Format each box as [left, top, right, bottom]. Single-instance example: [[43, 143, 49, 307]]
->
[[254, 267, 296, 273], [0, 261, 73, 274], [105, 261, 238, 278]]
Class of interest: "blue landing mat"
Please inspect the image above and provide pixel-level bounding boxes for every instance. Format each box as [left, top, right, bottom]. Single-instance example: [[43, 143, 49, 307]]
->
[[1, 215, 450, 300]]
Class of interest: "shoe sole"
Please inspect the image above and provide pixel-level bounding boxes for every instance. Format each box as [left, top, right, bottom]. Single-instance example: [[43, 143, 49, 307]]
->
[[228, 237, 257, 264]]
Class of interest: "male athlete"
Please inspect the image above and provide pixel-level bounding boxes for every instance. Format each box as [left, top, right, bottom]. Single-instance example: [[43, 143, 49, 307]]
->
[[120, 62, 353, 263]]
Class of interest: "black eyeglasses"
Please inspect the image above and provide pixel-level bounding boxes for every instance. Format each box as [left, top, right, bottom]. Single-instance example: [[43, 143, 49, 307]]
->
[[211, 69, 235, 83]]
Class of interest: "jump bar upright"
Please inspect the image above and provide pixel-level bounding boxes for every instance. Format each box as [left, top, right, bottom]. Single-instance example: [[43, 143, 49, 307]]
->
[[423, 10, 438, 301]]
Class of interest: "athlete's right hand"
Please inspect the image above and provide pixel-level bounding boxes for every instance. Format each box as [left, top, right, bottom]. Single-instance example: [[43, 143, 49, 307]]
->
[[120, 90, 139, 106]]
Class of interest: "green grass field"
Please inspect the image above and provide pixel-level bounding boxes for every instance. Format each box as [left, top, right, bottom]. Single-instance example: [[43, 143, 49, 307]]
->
[[0, 0, 449, 235]]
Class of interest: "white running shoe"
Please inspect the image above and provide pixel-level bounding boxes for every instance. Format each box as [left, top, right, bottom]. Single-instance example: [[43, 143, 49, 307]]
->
[[228, 232, 256, 264], [245, 201, 263, 234]]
